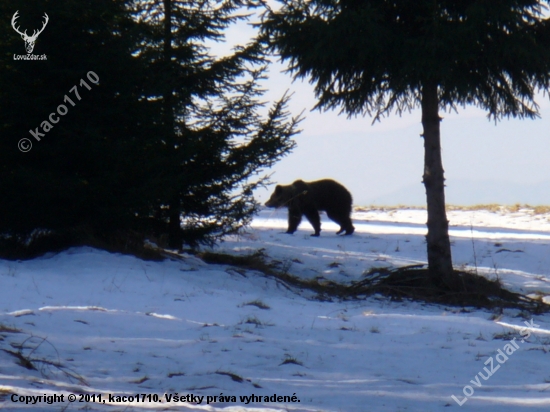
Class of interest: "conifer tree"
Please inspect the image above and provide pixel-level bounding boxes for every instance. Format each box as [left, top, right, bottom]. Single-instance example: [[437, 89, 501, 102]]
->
[[259, 0, 550, 284], [0, 0, 299, 255], [132, 0, 300, 248], [0, 0, 152, 253]]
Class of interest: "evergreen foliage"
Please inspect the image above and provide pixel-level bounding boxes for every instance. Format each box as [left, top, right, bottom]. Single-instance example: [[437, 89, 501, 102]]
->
[[131, 0, 300, 248], [0, 0, 299, 257], [0, 0, 149, 243], [259, 0, 550, 119]]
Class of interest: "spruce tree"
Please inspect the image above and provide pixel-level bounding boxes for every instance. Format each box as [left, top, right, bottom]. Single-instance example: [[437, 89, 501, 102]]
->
[[132, 0, 300, 248], [259, 0, 550, 284], [0, 0, 152, 254], [0, 0, 300, 255]]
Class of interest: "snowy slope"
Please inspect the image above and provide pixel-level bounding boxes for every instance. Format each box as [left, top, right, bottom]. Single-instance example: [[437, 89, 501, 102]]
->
[[1, 207, 550, 411]]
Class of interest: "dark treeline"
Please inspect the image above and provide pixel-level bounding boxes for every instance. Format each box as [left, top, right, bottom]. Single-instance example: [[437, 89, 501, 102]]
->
[[0, 0, 300, 257]]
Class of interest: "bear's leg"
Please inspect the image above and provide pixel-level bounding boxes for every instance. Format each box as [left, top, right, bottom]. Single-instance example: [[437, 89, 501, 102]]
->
[[328, 212, 355, 235], [340, 215, 355, 235], [344, 220, 355, 235], [304, 209, 321, 236], [327, 212, 345, 234], [286, 211, 302, 234]]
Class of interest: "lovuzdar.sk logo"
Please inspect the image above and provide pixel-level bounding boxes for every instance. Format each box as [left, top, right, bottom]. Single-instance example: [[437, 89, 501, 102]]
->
[[11, 10, 48, 61]]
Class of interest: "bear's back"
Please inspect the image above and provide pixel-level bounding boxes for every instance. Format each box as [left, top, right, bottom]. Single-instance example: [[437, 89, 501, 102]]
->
[[301, 179, 352, 212]]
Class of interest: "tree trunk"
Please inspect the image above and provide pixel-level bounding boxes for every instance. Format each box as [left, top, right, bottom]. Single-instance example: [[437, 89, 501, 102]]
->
[[163, 0, 182, 249], [168, 197, 182, 249], [421, 81, 454, 285]]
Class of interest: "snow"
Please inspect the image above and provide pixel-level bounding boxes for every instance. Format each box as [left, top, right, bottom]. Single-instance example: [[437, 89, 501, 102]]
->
[[2, 207, 550, 411]]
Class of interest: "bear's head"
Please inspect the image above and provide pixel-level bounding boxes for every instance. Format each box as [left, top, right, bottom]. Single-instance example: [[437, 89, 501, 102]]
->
[[265, 185, 289, 208]]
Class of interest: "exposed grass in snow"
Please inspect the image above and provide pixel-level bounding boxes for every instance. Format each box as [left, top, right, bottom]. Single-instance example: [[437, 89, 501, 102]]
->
[[357, 266, 548, 312], [2, 208, 550, 411], [2, 334, 87, 386], [200, 250, 548, 313], [241, 299, 271, 310], [356, 204, 550, 215]]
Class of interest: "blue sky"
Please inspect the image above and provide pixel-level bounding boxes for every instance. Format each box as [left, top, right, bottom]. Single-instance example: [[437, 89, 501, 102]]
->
[[261, 70, 550, 206], [219, 9, 550, 207]]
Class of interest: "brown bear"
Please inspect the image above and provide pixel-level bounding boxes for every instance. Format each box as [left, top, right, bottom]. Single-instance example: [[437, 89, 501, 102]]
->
[[265, 179, 355, 236]]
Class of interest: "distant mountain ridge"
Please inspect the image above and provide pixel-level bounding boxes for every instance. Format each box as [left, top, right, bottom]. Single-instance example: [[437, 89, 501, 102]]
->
[[366, 179, 550, 206]]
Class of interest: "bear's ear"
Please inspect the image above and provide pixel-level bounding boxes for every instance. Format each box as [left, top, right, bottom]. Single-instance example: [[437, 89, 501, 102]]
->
[[275, 185, 282, 194]]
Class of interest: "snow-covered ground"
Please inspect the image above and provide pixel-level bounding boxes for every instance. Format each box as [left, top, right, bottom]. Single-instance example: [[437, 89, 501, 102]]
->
[[2, 207, 550, 411]]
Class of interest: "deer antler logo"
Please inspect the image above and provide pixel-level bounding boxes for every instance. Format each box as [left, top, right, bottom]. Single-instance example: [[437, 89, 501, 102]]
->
[[11, 11, 49, 54]]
